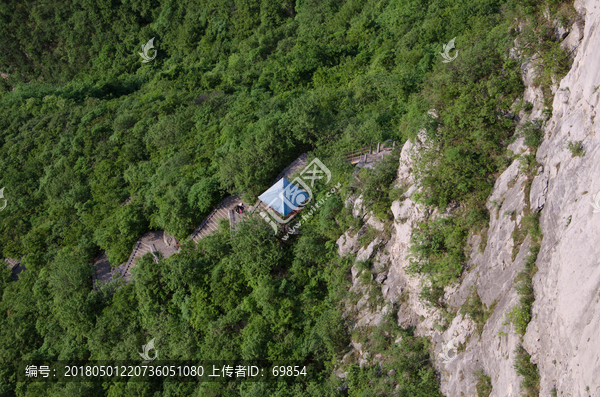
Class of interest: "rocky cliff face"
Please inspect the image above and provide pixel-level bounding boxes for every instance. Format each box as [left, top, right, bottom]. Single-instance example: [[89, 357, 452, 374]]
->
[[337, 1, 599, 395], [389, 133, 534, 397], [526, 0, 600, 395]]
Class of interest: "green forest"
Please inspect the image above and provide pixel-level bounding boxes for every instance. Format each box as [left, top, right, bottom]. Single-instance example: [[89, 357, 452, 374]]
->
[[0, 0, 574, 395]]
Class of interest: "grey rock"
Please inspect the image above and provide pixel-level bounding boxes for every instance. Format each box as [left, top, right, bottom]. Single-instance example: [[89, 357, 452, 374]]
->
[[381, 284, 390, 298], [356, 304, 388, 328], [336, 229, 362, 257], [350, 265, 360, 283], [555, 23, 570, 41], [525, 1, 600, 395], [397, 139, 416, 183], [530, 166, 549, 213], [353, 195, 366, 218], [372, 252, 389, 273], [375, 271, 388, 284], [561, 15, 584, 54], [355, 294, 369, 312], [356, 237, 381, 263], [396, 302, 420, 329], [365, 215, 385, 231]]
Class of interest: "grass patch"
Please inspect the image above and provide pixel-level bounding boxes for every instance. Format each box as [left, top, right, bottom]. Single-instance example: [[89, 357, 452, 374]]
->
[[519, 119, 544, 149], [408, 216, 467, 284], [511, 212, 541, 260], [339, 206, 365, 237], [358, 225, 382, 249], [478, 227, 489, 253], [345, 327, 443, 397], [355, 257, 372, 271], [357, 149, 402, 222], [461, 292, 497, 335], [408, 206, 489, 307], [474, 369, 493, 397], [408, 216, 467, 307], [510, 212, 542, 397], [518, 153, 540, 175], [369, 311, 401, 355], [566, 140, 585, 157], [516, 2, 576, 111], [508, 212, 541, 335], [508, 246, 539, 335], [514, 345, 540, 397]]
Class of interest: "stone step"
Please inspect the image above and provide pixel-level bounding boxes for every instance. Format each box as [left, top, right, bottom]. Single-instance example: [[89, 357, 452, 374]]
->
[[136, 247, 151, 256]]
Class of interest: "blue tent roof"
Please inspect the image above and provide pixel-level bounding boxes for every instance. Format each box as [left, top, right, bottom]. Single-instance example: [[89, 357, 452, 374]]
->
[[258, 178, 309, 216]]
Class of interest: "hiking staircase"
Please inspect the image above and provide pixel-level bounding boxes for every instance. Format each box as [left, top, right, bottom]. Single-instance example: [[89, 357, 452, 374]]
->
[[92, 153, 310, 287], [229, 207, 247, 236], [190, 195, 248, 243], [112, 231, 180, 283]]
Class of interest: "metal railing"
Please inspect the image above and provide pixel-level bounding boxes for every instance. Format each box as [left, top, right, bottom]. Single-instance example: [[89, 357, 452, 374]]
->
[[345, 140, 396, 164]]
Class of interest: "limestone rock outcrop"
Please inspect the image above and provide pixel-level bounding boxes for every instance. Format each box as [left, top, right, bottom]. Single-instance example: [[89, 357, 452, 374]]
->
[[525, 0, 600, 395], [335, 1, 599, 394]]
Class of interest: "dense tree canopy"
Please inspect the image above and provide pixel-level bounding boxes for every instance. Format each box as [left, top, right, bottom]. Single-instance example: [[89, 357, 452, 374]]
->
[[0, 0, 572, 395]]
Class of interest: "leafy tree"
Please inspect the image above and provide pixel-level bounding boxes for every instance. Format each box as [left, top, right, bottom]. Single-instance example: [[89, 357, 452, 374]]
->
[[189, 176, 222, 213]]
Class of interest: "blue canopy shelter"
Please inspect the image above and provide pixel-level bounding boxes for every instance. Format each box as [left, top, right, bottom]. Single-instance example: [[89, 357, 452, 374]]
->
[[258, 178, 309, 216]]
